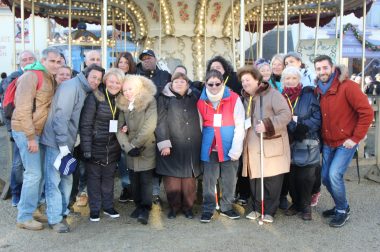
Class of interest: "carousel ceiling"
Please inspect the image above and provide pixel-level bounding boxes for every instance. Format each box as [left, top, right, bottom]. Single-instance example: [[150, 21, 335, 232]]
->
[[3, 0, 373, 40]]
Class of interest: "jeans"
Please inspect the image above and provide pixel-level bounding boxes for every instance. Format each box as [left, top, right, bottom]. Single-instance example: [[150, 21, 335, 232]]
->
[[202, 152, 239, 213], [43, 145, 73, 224], [118, 152, 130, 188], [12, 131, 44, 223], [10, 137, 24, 198], [321, 144, 357, 213], [152, 172, 161, 196]]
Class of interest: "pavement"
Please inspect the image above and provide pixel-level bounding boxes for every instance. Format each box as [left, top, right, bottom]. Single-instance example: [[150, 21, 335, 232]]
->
[[1, 126, 380, 252]]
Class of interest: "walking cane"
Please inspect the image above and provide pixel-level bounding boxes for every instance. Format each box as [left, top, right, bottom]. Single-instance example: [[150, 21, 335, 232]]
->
[[258, 96, 264, 226]]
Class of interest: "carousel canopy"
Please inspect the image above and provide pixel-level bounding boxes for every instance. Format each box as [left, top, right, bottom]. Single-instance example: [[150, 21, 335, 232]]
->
[[3, 0, 373, 40]]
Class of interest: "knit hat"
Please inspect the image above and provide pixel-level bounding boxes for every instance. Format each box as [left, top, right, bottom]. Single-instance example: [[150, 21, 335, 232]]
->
[[58, 154, 77, 176], [284, 51, 302, 63]]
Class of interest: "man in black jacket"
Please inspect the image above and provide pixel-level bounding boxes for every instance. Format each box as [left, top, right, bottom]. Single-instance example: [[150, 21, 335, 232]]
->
[[136, 49, 171, 203]]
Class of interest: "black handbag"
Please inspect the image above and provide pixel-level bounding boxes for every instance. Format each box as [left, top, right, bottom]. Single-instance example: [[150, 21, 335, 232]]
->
[[291, 139, 320, 167]]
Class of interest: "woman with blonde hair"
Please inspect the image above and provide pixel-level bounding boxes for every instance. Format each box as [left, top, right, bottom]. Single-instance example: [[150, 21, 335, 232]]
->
[[80, 68, 124, 222], [117, 75, 157, 225]]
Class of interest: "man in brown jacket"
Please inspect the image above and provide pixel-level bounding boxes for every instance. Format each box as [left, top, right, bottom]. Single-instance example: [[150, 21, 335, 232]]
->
[[12, 47, 61, 231]]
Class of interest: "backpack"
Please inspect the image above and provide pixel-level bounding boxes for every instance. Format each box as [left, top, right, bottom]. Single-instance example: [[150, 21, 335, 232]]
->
[[3, 70, 44, 120]]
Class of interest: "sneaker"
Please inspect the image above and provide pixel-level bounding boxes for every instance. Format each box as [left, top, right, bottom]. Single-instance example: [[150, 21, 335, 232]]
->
[[279, 196, 288, 210], [322, 206, 351, 218], [183, 210, 194, 219], [90, 212, 100, 222], [200, 212, 213, 223], [262, 214, 274, 223], [33, 206, 48, 223], [130, 207, 141, 219], [310, 192, 321, 207], [329, 212, 349, 227], [103, 208, 120, 218], [16, 220, 43, 231], [246, 211, 261, 220], [76, 192, 88, 207], [49, 220, 70, 233], [119, 188, 133, 203], [167, 209, 176, 219], [137, 209, 149, 225], [301, 206, 312, 221], [285, 204, 299, 216], [220, 210, 240, 220], [12, 194, 20, 207], [152, 195, 161, 205]]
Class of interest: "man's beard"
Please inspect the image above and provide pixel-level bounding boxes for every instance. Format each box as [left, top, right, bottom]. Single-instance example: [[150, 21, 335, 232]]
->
[[319, 73, 332, 83]]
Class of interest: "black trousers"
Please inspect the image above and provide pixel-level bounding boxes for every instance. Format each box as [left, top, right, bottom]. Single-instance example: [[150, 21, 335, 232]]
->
[[289, 165, 316, 210], [250, 174, 284, 216], [130, 169, 153, 210], [235, 158, 250, 199], [311, 164, 321, 194], [86, 161, 117, 213], [280, 172, 290, 198]]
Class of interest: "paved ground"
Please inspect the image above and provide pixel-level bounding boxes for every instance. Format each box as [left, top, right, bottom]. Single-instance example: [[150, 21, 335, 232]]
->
[[1, 126, 380, 252]]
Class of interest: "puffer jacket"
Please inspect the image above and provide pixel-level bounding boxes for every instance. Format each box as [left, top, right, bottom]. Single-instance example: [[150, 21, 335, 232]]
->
[[136, 63, 171, 96], [116, 76, 157, 172], [80, 86, 121, 165]]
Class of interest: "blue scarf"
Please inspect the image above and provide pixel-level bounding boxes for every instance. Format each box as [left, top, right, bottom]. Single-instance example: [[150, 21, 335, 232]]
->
[[317, 72, 336, 95]]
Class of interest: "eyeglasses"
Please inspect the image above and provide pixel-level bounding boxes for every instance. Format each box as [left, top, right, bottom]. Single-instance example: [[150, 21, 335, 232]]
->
[[206, 82, 222, 87]]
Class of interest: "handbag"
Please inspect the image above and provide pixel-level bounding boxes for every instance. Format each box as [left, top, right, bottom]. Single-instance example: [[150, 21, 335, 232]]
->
[[291, 139, 320, 167]]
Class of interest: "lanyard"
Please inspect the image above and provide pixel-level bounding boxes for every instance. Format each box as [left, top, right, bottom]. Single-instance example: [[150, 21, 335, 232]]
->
[[246, 96, 253, 117], [284, 93, 299, 115], [105, 89, 117, 120], [223, 76, 229, 85]]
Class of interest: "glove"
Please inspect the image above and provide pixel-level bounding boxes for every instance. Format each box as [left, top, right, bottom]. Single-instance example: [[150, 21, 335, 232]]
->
[[83, 152, 91, 160], [293, 124, 309, 142], [59, 145, 71, 157], [128, 147, 141, 157]]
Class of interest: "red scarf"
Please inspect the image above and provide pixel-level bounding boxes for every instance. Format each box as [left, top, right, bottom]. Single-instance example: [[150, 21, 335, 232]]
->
[[282, 84, 302, 108]]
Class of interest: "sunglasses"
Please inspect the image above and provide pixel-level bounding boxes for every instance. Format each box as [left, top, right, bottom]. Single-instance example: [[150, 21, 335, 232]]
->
[[206, 82, 222, 87]]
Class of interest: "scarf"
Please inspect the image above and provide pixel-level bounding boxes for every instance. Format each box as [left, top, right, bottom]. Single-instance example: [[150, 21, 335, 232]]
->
[[282, 84, 302, 106], [23, 61, 47, 73], [317, 72, 336, 95], [206, 86, 225, 104]]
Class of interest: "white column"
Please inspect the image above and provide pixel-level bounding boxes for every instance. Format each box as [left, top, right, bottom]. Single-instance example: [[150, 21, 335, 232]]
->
[[259, 0, 264, 58], [314, 0, 321, 57], [338, 0, 344, 64], [68, 0, 72, 67], [284, 0, 288, 54], [21, 0, 25, 50], [240, 0, 245, 67], [32, 0, 35, 52], [102, 0, 108, 69], [361, 0, 367, 91]]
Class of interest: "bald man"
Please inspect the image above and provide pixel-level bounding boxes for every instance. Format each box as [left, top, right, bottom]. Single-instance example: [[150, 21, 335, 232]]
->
[[84, 50, 101, 67]]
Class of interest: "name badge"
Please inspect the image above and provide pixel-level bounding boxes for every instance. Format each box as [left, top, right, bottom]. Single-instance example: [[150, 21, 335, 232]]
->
[[109, 120, 118, 133], [213, 114, 222, 127], [245, 117, 252, 130], [292, 116, 298, 123]]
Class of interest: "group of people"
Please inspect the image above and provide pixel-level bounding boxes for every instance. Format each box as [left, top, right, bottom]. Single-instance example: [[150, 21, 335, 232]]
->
[[0, 47, 373, 233]]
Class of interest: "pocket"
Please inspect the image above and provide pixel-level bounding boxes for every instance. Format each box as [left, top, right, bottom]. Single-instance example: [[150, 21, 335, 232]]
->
[[263, 135, 284, 158]]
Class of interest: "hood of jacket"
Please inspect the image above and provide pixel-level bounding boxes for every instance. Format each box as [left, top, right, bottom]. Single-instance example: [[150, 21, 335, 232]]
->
[[76, 72, 93, 93], [161, 82, 192, 97], [314, 64, 348, 86], [117, 75, 157, 112]]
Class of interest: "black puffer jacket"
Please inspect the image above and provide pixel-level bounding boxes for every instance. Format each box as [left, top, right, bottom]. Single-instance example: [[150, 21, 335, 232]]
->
[[79, 86, 121, 165], [136, 63, 171, 97]]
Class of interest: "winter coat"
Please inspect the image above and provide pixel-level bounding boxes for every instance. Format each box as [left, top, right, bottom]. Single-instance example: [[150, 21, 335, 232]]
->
[[315, 65, 373, 147], [79, 86, 121, 165], [116, 76, 157, 172], [12, 70, 55, 140], [242, 83, 292, 179], [40, 72, 92, 150], [136, 63, 171, 96], [155, 83, 202, 178], [287, 86, 321, 142]]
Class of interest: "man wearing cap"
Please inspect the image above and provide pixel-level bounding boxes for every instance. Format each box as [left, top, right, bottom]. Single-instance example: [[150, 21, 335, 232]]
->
[[40, 64, 104, 233], [136, 49, 171, 203], [314, 55, 373, 228], [136, 49, 171, 96]]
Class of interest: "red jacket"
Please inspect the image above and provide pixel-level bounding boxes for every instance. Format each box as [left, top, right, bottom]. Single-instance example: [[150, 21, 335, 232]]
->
[[315, 67, 373, 147]]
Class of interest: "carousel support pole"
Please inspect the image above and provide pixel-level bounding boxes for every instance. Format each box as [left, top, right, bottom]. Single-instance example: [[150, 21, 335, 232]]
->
[[32, 0, 35, 52], [12, 3, 16, 71], [277, 13, 280, 54], [204, 3, 207, 71], [335, 12, 339, 39], [159, 0, 162, 58], [101, 0, 108, 69], [361, 0, 367, 91], [314, 0, 321, 58], [68, 0, 72, 67], [248, 18, 254, 64], [231, 0, 236, 70], [284, 0, 288, 54], [256, 16, 259, 60], [240, 0, 245, 67], [124, 3, 127, 52], [112, 8, 116, 67], [259, 0, 264, 58], [21, 0, 25, 50], [338, 0, 344, 64], [298, 13, 302, 43]]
